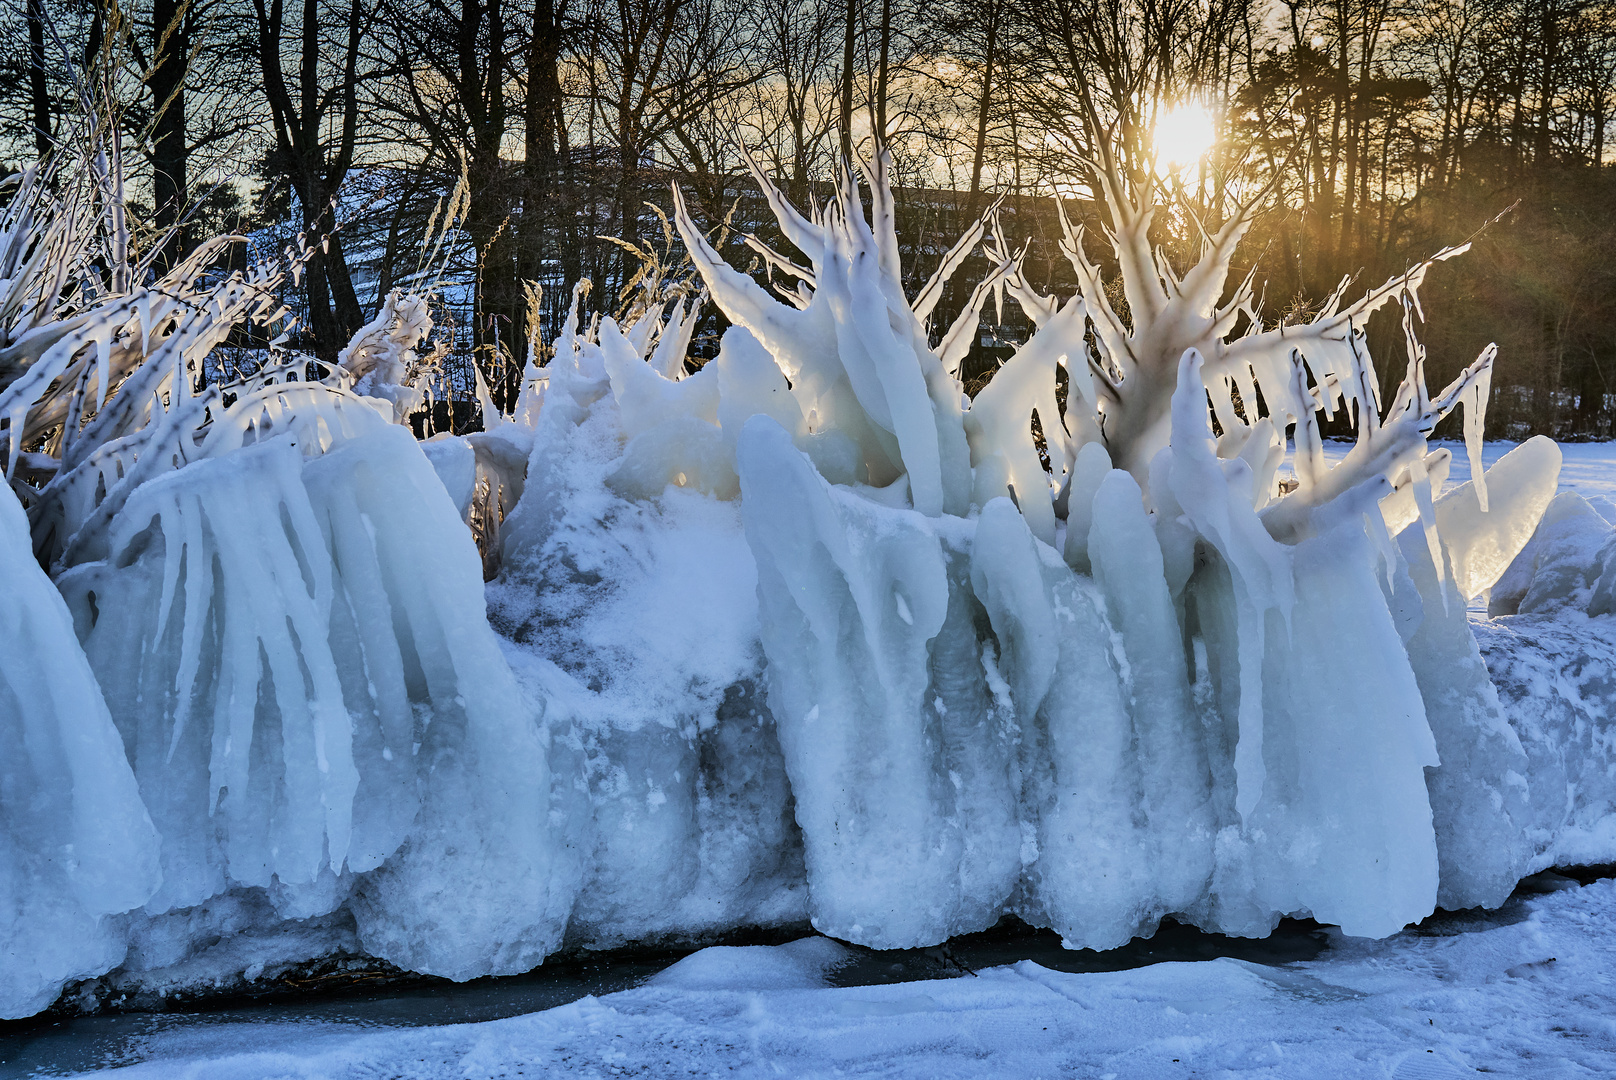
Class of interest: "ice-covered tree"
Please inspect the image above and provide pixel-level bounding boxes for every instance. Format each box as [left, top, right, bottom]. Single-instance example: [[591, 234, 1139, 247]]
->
[[657, 136, 1559, 947], [1, 73, 1603, 1024], [0, 99, 584, 1018]]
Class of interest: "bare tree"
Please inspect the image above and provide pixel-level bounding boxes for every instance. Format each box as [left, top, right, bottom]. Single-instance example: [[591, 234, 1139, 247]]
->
[[572, 0, 757, 283], [251, 0, 372, 358]]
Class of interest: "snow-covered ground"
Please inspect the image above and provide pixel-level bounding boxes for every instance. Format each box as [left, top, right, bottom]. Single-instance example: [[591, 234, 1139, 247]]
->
[[5, 873, 1610, 1079], [1336, 438, 1616, 504]]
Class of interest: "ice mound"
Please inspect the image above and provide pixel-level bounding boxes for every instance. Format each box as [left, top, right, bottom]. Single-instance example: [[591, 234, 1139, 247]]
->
[[646, 935, 852, 991], [1476, 613, 1616, 869], [1490, 490, 1616, 617], [664, 148, 1557, 950], [10, 124, 1616, 1022], [1463, 464, 1616, 876], [1373, 438, 1560, 910]]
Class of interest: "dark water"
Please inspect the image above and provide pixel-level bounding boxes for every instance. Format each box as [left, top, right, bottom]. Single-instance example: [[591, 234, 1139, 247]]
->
[[2, 868, 1601, 1079], [0, 947, 682, 1077]]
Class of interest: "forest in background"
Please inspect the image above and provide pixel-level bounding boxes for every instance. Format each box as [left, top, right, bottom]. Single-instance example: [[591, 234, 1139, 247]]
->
[[0, 0, 1611, 438]]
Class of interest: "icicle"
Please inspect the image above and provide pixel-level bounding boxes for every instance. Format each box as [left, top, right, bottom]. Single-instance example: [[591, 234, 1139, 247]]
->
[[1465, 349, 1495, 513], [473, 356, 500, 426], [647, 297, 687, 377], [164, 493, 210, 765], [1289, 353, 1326, 494], [4, 401, 23, 479], [1365, 507, 1398, 590], [136, 292, 153, 356], [1408, 452, 1447, 610], [172, 340, 189, 404], [94, 333, 112, 410]]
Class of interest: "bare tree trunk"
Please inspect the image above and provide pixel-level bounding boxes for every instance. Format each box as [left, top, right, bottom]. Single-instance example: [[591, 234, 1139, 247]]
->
[[841, 0, 856, 160], [874, 0, 890, 139], [1324, 1, 1347, 263], [1535, 0, 1562, 165], [26, 0, 51, 160], [967, 0, 998, 216], [150, 0, 189, 268], [254, 0, 367, 359], [517, 0, 567, 360]]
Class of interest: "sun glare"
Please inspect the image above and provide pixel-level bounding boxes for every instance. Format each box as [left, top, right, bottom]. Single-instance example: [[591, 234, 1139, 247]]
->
[[1153, 103, 1215, 168]]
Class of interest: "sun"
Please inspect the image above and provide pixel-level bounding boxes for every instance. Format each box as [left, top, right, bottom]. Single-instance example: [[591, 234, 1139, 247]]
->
[[1153, 103, 1215, 168]]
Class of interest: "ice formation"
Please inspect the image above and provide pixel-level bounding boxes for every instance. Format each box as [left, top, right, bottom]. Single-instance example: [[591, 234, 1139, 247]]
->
[[0, 481, 161, 1017], [487, 302, 804, 949], [2, 115, 1614, 1020], [0, 128, 585, 1010], [54, 410, 584, 979], [661, 147, 1518, 946]]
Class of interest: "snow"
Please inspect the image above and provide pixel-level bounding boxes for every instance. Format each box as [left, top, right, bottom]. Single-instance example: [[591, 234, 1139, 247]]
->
[[645, 935, 852, 991], [20, 874, 1616, 1079]]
